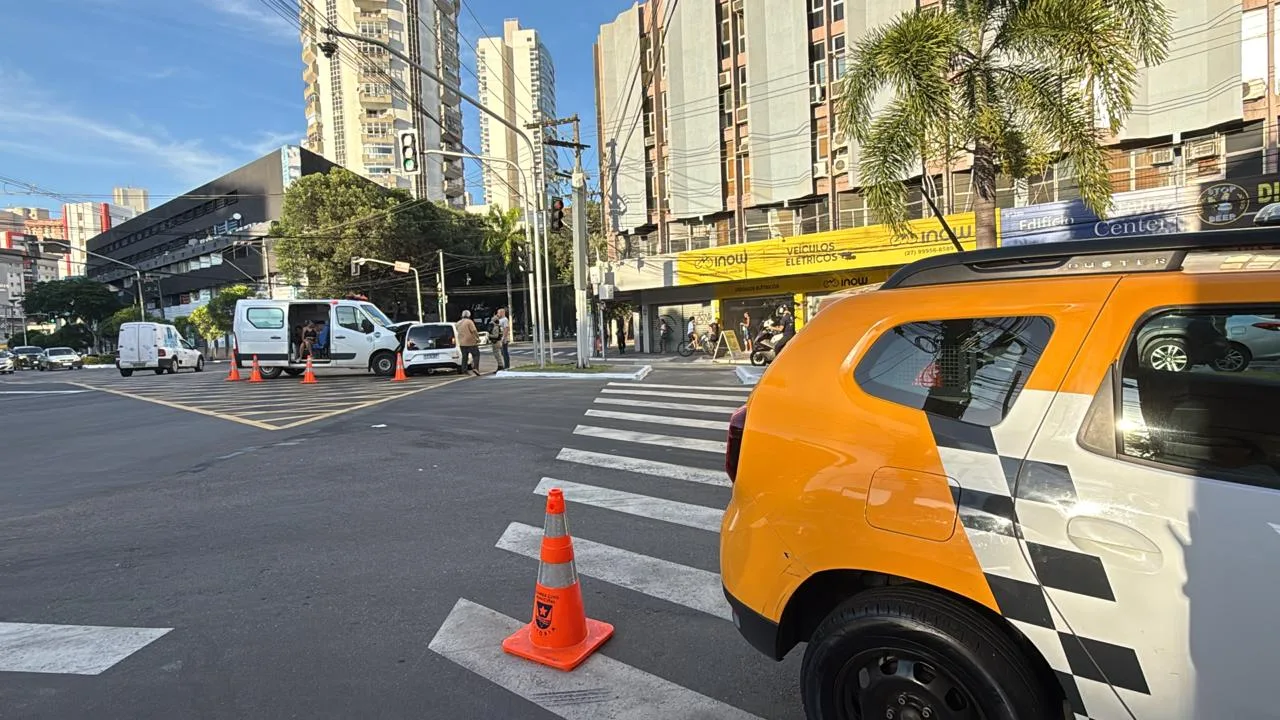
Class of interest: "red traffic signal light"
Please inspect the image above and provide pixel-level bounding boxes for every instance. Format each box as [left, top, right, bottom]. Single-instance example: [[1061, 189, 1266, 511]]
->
[[550, 197, 565, 231]]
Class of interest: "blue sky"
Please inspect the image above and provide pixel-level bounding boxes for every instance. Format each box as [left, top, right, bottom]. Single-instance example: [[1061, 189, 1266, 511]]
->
[[0, 0, 623, 213]]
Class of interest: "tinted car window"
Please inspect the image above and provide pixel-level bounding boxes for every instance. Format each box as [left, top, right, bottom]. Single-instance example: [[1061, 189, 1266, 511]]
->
[[406, 325, 455, 350], [336, 306, 363, 332], [854, 316, 1054, 427], [48, 348, 74, 356], [246, 308, 284, 329], [1118, 307, 1280, 487]]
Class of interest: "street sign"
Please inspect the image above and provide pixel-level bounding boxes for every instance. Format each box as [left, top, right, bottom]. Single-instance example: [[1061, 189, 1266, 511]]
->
[[393, 261, 411, 273]]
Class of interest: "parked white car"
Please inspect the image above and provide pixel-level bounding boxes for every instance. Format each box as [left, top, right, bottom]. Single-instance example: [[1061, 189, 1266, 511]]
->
[[117, 322, 204, 377], [401, 322, 462, 374]]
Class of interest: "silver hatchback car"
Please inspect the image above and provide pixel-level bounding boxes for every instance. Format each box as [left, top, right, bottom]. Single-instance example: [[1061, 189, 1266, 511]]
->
[[1212, 314, 1280, 371]]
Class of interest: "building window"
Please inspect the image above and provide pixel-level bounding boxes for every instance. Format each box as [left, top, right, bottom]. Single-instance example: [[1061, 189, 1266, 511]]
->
[[809, 0, 824, 28], [720, 9, 731, 60], [832, 0, 844, 22], [246, 307, 285, 330], [721, 88, 734, 128], [854, 316, 1055, 427], [831, 34, 847, 77], [736, 66, 748, 105], [735, 9, 746, 54]]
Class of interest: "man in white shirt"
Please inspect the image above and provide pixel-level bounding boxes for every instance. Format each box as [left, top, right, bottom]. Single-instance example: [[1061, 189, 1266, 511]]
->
[[496, 307, 511, 369]]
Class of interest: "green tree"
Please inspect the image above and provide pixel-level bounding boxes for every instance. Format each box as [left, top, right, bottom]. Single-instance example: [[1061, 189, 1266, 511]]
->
[[21, 277, 124, 350], [205, 285, 254, 337], [482, 206, 524, 318], [271, 167, 485, 303], [188, 305, 219, 346], [836, 0, 1172, 249], [48, 323, 95, 351], [172, 316, 196, 342]]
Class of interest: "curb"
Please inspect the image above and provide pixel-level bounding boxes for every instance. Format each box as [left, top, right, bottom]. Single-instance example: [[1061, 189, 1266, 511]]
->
[[494, 365, 653, 381], [735, 366, 764, 386]]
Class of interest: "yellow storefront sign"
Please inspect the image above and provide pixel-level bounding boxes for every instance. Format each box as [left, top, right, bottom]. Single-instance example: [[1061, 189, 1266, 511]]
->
[[712, 267, 895, 299], [676, 213, 976, 286]]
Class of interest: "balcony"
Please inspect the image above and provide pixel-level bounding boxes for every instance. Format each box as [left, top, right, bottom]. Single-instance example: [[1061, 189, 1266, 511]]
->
[[358, 87, 393, 106], [443, 159, 464, 179], [363, 153, 395, 166], [444, 178, 466, 197], [353, 0, 387, 10], [361, 128, 393, 142]]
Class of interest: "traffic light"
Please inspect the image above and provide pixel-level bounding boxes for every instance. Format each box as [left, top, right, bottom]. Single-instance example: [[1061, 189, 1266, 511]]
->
[[549, 197, 565, 232], [398, 129, 421, 175], [515, 244, 528, 274]]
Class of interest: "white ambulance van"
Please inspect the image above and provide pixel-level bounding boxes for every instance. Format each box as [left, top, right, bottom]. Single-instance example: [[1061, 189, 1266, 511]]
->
[[232, 298, 405, 378]]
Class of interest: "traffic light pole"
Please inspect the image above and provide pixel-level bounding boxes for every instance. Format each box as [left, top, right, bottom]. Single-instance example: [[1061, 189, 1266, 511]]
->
[[541, 115, 593, 367], [320, 27, 550, 369]]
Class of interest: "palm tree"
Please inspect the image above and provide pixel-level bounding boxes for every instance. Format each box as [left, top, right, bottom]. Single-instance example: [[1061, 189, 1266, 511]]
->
[[482, 206, 525, 320], [836, 0, 1172, 249]]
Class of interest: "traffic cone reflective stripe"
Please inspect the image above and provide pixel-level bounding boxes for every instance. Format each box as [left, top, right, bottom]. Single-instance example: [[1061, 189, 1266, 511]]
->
[[226, 351, 242, 381], [502, 488, 613, 671], [392, 352, 408, 382], [248, 355, 264, 383], [301, 357, 317, 384]]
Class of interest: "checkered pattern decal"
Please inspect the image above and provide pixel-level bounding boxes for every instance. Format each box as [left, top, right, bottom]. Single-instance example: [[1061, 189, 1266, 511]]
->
[[927, 414, 1150, 720]]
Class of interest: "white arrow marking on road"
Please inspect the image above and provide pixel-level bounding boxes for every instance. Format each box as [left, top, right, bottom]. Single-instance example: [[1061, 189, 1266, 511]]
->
[[0, 622, 171, 675], [600, 388, 751, 402], [555, 448, 729, 487], [428, 598, 762, 720], [534, 478, 723, 532], [606, 382, 750, 394], [585, 409, 730, 431], [593, 397, 740, 414], [573, 425, 726, 454], [1269, 522, 1280, 535], [497, 522, 732, 620]]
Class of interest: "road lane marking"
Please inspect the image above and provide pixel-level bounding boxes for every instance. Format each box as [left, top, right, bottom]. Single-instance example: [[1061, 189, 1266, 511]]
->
[[584, 409, 729, 431], [593, 397, 740, 414], [555, 448, 729, 487], [428, 599, 761, 720], [608, 382, 750, 394], [0, 390, 91, 395], [497, 522, 731, 620], [0, 622, 171, 675], [573, 425, 726, 454], [600, 388, 753, 402], [270, 375, 470, 429], [535, 478, 723, 532], [66, 382, 277, 430]]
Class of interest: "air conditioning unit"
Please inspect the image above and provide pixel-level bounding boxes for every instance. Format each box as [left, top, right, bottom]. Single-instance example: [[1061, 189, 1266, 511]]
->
[[739, 137, 750, 153], [1149, 148, 1175, 166], [813, 160, 829, 178], [1186, 138, 1219, 161], [719, 71, 732, 87], [832, 156, 850, 174], [735, 106, 748, 124], [833, 130, 850, 147], [1244, 78, 1267, 101]]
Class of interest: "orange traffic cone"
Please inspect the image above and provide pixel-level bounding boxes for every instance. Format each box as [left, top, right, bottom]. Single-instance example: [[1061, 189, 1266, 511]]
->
[[391, 352, 408, 382], [502, 488, 613, 671], [248, 355, 264, 383], [226, 351, 242, 382], [300, 357, 317, 384]]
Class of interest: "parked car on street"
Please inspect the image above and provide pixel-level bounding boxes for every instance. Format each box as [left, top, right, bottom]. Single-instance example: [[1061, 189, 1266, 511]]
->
[[0, 350, 13, 374], [401, 322, 462, 374], [1211, 313, 1280, 372], [10, 346, 42, 370], [37, 347, 83, 371]]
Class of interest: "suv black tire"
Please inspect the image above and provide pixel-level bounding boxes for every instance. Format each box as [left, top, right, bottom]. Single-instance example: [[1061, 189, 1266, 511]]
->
[[1142, 337, 1191, 372], [801, 587, 1061, 720]]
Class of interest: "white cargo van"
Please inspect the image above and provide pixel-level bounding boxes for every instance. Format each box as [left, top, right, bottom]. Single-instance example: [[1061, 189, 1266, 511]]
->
[[232, 298, 404, 378], [117, 322, 205, 377]]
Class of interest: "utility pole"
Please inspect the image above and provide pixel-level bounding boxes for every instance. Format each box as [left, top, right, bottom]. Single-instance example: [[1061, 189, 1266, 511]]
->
[[540, 114, 593, 367], [437, 249, 447, 321]]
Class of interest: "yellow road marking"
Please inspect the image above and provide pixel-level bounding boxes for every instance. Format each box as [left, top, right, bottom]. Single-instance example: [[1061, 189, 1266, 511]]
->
[[271, 376, 470, 430], [65, 381, 277, 431]]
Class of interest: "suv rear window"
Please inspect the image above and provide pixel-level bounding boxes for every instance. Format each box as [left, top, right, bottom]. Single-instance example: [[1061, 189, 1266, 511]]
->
[[854, 316, 1054, 427], [407, 324, 456, 350]]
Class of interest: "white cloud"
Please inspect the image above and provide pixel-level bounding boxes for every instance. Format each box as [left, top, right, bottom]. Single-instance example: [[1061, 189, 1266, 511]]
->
[[202, 0, 297, 42], [0, 67, 237, 187], [227, 129, 303, 157]]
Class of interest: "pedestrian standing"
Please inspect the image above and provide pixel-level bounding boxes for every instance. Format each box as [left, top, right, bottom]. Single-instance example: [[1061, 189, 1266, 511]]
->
[[496, 307, 511, 369], [616, 315, 626, 354], [457, 309, 481, 376], [659, 319, 671, 353], [740, 312, 753, 351]]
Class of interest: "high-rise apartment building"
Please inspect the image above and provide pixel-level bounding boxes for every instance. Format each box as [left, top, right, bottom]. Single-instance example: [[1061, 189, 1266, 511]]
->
[[595, 0, 1247, 257], [60, 201, 137, 279], [112, 187, 150, 215], [300, 0, 465, 207], [476, 19, 557, 213]]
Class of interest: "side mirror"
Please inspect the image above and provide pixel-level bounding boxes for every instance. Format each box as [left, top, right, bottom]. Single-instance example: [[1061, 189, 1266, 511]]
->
[[361, 319, 375, 334]]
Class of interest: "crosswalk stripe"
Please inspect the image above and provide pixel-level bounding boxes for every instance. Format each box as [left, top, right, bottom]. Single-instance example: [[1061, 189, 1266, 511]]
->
[[428, 598, 762, 720], [607, 382, 750, 394], [584, 409, 729, 431], [535, 478, 723, 532], [593, 397, 740, 414], [556, 448, 729, 487], [0, 622, 172, 675], [601, 388, 752, 402], [574, 425, 726, 454], [497, 522, 732, 620]]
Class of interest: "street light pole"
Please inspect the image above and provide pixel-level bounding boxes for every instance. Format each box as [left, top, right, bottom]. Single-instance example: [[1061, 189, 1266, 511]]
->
[[319, 27, 551, 367], [44, 240, 145, 321], [353, 257, 423, 322]]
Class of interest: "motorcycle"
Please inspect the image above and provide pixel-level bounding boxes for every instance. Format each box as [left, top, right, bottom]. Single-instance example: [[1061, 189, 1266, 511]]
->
[[750, 327, 785, 366]]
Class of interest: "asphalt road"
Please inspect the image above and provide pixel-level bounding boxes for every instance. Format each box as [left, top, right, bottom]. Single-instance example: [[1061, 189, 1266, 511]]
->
[[0, 366, 799, 719]]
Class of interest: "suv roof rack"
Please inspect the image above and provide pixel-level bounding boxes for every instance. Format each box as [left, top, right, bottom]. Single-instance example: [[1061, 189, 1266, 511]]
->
[[881, 227, 1280, 290]]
